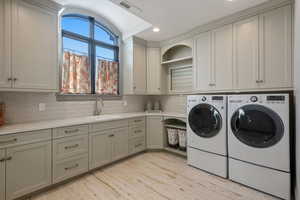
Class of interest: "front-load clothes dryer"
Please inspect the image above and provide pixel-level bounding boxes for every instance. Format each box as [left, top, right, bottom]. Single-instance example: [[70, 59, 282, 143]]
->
[[228, 94, 290, 200], [187, 95, 227, 178]]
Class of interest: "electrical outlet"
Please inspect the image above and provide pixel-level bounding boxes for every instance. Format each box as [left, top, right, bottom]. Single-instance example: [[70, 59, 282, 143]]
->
[[38, 103, 46, 112]]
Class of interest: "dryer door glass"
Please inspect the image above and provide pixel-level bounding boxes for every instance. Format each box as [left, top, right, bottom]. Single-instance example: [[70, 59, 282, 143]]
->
[[231, 105, 284, 148], [188, 104, 222, 138]]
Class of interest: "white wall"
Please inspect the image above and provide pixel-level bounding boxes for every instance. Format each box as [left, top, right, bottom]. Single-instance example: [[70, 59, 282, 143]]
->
[[294, 0, 300, 199], [0, 92, 147, 124]]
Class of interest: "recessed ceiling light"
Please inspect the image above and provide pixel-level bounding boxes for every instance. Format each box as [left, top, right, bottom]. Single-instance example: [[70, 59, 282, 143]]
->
[[153, 27, 160, 32], [226, 0, 234, 2]]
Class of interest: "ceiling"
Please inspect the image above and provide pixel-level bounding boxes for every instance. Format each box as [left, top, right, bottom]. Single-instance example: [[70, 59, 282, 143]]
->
[[111, 0, 269, 41], [53, 0, 152, 39], [55, 0, 270, 42]]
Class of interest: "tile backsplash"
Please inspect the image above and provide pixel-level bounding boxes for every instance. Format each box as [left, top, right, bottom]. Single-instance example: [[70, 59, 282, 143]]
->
[[0, 92, 147, 124], [152, 95, 187, 114], [0, 92, 187, 124]]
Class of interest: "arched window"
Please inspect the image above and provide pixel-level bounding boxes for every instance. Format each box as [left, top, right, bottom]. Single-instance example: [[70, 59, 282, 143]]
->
[[61, 14, 119, 96]]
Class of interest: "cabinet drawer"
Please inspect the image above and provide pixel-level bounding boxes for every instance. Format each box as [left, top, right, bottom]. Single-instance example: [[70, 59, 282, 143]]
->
[[53, 135, 88, 161], [129, 137, 145, 154], [128, 117, 145, 127], [129, 126, 145, 139], [90, 120, 128, 133], [53, 125, 88, 139], [0, 129, 51, 148], [53, 154, 88, 184]]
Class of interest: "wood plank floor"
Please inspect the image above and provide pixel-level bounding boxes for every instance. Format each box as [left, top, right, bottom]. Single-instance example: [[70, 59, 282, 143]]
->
[[31, 152, 278, 200]]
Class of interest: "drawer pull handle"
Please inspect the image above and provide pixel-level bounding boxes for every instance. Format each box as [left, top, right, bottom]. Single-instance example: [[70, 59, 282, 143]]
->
[[65, 129, 79, 134], [0, 138, 17, 145], [134, 120, 142, 123], [134, 130, 142, 134], [65, 144, 79, 150], [108, 134, 114, 138], [0, 157, 12, 162], [135, 144, 143, 148], [65, 164, 79, 171]]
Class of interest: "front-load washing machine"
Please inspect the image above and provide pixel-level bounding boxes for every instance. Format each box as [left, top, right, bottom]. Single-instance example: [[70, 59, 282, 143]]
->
[[228, 94, 290, 200], [187, 95, 227, 178]]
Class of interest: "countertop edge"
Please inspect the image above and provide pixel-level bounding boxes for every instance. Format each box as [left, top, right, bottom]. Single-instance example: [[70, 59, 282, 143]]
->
[[0, 112, 186, 136]]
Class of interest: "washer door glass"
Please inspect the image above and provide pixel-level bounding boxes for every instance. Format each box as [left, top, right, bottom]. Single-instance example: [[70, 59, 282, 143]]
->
[[188, 104, 222, 138], [231, 105, 284, 148]]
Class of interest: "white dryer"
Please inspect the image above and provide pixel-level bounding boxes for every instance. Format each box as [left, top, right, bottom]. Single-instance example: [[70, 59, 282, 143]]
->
[[228, 94, 290, 200], [187, 95, 227, 178]]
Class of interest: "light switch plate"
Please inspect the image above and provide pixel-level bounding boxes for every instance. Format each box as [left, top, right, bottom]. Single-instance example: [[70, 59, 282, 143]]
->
[[38, 103, 46, 112]]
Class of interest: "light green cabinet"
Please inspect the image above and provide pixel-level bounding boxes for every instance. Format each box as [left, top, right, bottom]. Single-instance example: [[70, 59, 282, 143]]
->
[[112, 127, 129, 161], [5, 141, 51, 200], [146, 116, 164, 149], [0, 149, 5, 200], [89, 130, 112, 170]]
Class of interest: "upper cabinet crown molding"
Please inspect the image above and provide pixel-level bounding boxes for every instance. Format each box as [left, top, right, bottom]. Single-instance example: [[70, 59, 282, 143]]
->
[[21, 0, 62, 12]]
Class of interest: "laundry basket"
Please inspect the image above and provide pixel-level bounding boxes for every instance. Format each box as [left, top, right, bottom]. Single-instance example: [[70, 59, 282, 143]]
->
[[178, 129, 187, 151], [166, 128, 179, 148]]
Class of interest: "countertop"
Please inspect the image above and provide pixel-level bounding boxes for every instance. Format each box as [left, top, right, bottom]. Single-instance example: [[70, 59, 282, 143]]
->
[[0, 112, 186, 136]]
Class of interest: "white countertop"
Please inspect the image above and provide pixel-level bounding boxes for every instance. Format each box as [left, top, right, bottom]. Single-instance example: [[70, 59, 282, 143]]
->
[[0, 112, 186, 136]]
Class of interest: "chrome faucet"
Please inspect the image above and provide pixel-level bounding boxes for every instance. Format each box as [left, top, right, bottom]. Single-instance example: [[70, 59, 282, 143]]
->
[[94, 95, 104, 116]]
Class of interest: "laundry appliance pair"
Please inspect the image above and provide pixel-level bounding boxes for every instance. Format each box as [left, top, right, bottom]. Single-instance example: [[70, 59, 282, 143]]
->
[[187, 94, 291, 200]]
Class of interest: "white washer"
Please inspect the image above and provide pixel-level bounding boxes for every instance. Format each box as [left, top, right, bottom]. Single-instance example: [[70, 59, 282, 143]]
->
[[228, 94, 290, 200], [187, 95, 227, 178]]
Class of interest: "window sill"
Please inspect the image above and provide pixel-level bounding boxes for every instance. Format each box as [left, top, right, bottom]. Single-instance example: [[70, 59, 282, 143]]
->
[[56, 93, 122, 101]]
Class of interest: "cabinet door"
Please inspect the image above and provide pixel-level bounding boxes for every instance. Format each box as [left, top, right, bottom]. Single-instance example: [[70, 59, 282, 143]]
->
[[259, 5, 292, 88], [0, 149, 5, 200], [89, 130, 112, 170], [147, 48, 162, 94], [212, 25, 233, 90], [0, 0, 11, 88], [6, 141, 51, 200], [146, 116, 164, 149], [11, 0, 58, 90], [133, 43, 147, 94], [194, 31, 212, 91], [233, 16, 259, 89], [112, 127, 129, 161]]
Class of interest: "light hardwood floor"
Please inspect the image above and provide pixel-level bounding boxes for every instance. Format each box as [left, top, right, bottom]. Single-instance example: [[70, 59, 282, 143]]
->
[[31, 152, 278, 200]]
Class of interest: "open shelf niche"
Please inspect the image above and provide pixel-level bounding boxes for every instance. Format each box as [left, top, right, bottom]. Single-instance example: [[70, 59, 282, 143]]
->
[[161, 41, 193, 94], [163, 117, 187, 157]]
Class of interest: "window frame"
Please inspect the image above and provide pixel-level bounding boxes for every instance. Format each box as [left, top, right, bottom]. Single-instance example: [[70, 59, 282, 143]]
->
[[58, 13, 122, 101]]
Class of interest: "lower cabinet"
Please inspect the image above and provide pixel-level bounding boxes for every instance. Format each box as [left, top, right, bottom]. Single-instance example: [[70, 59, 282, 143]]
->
[[52, 135, 89, 184], [89, 130, 113, 170], [5, 141, 51, 200], [53, 155, 88, 184], [0, 149, 5, 200], [146, 116, 164, 149], [112, 127, 129, 161]]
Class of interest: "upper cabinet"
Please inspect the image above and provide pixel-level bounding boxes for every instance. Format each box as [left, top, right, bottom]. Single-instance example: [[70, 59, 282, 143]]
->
[[0, 0, 11, 89], [194, 5, 292, 92], [146, 47, 165, 95], [123, 37, 147, 95], [233, 16, 259, 90], [194, 25, 233, 92], [258, 5, 292, 89], [0, 0, 60, 92]]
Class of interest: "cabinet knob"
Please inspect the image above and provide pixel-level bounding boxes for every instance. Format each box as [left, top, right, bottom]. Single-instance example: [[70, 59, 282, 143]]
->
[[13, 78, 17, 82]]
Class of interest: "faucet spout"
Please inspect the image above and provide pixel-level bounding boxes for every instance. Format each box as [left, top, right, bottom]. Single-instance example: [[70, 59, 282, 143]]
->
[[94, 95, 103, 116]]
